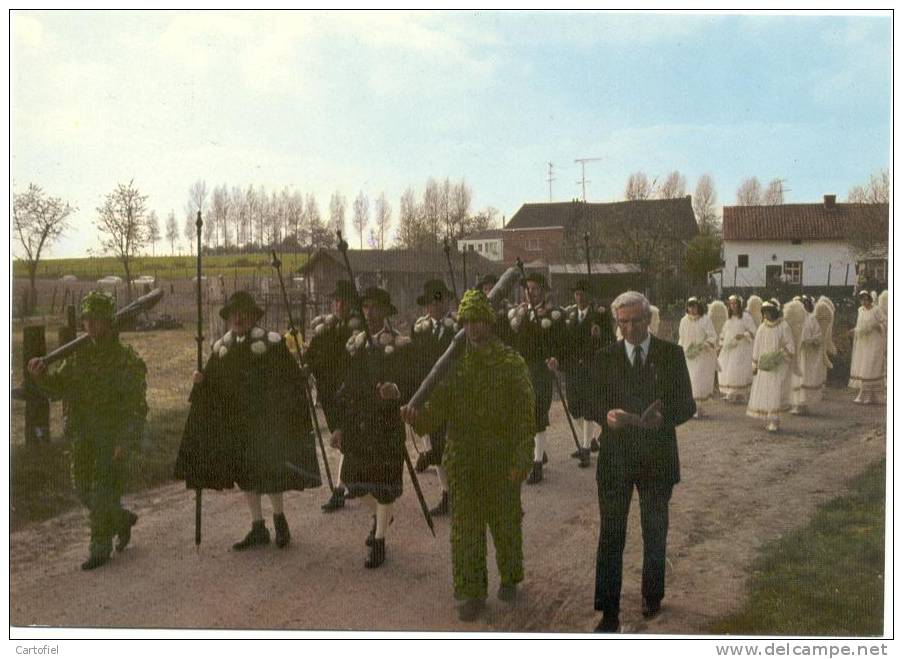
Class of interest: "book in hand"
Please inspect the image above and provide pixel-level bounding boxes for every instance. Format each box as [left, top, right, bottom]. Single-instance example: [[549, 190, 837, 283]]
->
[[639, 399, 663, 428]]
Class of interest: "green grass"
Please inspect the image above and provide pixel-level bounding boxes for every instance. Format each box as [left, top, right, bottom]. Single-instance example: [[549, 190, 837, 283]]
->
[[711, 459, 886, 636], [13, 252, 310, 281], [10, 406, 190, 531]]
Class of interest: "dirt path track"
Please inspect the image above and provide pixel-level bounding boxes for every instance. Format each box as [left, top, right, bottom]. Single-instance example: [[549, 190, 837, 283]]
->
[[11, 387, 885, 634]]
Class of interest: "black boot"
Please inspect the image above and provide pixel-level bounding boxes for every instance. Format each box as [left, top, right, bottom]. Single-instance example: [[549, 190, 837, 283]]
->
[[365, 538, 386, 568], [429, 491, 450, 517], [233, 520, 270, 551], [115, 511, 139, 553], [321, 488, 345, 513], [577, 449, 591, 469], [526, 461, 543, 485], [273, 513, 291, 548], [415, 450, 432, 473], [81, 552, 110, 571]]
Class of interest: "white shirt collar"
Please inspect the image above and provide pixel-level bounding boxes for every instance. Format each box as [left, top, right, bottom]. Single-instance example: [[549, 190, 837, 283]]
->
[[624, 333, 652, 365]]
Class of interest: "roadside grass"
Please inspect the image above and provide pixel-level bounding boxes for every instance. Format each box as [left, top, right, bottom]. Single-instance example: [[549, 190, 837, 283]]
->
[[13, 252, 309, 281], [710, 459, 886, 637], [10, 406, 190, 531]]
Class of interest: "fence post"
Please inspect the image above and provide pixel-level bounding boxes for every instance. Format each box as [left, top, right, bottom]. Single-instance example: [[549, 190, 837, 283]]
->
[[23, 325, 50, 445]]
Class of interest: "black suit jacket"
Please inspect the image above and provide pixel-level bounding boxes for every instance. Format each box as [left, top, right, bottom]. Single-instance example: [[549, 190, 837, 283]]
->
[[588, 335, 695, 488]]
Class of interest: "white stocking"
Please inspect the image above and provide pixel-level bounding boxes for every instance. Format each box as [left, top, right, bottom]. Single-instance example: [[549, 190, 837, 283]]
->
[[268, 493, 284, 515], [245, 491, 263, 522], [375, 503, 393, 540], [437, 466, 449, 493], [533, 431, 546, 462]]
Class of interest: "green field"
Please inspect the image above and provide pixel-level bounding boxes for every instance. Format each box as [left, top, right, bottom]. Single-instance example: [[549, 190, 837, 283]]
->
[[12, 252, 310, 281]]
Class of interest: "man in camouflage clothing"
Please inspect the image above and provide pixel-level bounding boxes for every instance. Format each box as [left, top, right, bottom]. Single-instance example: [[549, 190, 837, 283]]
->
[[28, 290, 148, 571], [403, 290, 535, 621]]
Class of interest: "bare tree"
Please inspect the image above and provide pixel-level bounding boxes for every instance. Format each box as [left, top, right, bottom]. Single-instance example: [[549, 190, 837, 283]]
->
[[848, 169, 889, 204], [188, 179, 208, 215], [352, 191, 369, 249], [210, 184, 231, 248], [450, 180, 473, 238], [165, 210, 179, 255], [762, 178, 785, 205], [396, 186, 426, 250], [693, 174, 719, 234], [625, 172, 652, 200], [735, 177, 763, 205], [146, 210, 161, 256], [329, 191, 347, 239], [231, 185, 248, 246], [306, 193, 331, 247], [95, 179, 149, 301], [421, 178, 443, 242], [373, 192, 392, 250], [285, 188, 304, 246], [13, 183, 75, 313], [183, 206, 197, 255], [656, 170, 687, 199]]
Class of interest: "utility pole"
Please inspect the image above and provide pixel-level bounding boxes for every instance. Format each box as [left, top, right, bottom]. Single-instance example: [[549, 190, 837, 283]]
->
[[574, 157, 601, 202], [547, 162, 555, 202]]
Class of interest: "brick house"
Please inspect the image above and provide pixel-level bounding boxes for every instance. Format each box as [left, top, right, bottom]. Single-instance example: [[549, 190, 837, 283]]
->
[[722, 195, 889, 296], [457, 229, 504, 261]]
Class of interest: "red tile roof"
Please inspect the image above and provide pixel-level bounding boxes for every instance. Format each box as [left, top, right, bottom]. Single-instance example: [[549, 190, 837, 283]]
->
[[723, 202, 888, 241]]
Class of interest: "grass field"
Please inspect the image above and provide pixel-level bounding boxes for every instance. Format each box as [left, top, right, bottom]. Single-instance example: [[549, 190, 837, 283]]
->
[[12, 251, 310, 281], [710, 458, 886, 636]]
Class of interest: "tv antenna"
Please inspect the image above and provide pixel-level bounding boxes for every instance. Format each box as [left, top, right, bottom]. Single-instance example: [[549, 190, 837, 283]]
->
[[574, 157, 601, 202], [546, 162, 555, 202]]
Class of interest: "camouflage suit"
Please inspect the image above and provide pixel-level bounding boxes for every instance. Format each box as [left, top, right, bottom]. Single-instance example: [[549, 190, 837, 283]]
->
[[39, 296, 148, 562], [413, 292, 535, 600]]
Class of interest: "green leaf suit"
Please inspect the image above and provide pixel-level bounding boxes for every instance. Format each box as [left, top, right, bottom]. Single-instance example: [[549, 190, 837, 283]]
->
[[413, 337, 535, 600], [39, 335, 148, 558]]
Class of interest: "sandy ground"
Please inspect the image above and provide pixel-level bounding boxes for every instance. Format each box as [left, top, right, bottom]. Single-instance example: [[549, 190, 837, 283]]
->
[[10, 386, 886, 635]]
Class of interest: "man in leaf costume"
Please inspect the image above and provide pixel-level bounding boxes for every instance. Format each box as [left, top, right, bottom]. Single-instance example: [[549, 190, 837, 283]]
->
[[403, 290, 535, 622], [28, 290, 148, 571]]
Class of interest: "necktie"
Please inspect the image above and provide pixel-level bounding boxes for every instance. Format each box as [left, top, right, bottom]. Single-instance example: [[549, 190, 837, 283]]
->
[[434, 320, 441, 339], [633, 344, 643, 374]]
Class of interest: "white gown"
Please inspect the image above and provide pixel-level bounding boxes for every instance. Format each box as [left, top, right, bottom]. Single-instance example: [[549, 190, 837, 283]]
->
[[717, 312, 757, 399], [792, 313, 825, 406], [679, 314, 718, 402], [747, 320, 795, 419], [848, 305, 887, 394]]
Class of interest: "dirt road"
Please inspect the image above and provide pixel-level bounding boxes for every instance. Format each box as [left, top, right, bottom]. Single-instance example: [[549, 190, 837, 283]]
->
[[10, 387, 885, 634]]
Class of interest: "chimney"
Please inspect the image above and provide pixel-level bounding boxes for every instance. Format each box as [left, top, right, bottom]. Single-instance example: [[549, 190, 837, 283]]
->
[[824, 194, 836, 208]]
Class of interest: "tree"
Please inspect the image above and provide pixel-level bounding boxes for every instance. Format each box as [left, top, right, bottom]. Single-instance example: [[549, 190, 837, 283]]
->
[[95, 180, 149, 301], [306, 193, 331, 247], [449, 180, 473, 238], [352, 191, 369, 249], [657, 170, 686, 199], [165, 210, 179, 255], [848, 169, 889, 204], [762, 178, 785, 205], [13, 183, 75, 313], [735, 177, 762, 205], [396, 186, 426, 250], [146, 210, 161, 256], [372, 192, 392, 250], [684, 232, 723, 285], [329, 191, 347, 239], [183, 206, 196, 255], [693, 174, 719, 234], [625, 172, 652, 200]]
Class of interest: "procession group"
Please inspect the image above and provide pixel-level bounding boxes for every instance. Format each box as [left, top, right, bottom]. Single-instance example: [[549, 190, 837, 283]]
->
[[25, 272, 887, 632]]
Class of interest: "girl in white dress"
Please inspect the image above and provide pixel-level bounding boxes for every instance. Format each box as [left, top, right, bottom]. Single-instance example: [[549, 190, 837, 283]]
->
[[790, 296, 825, 415], [718, 295, 757, 403], [747, 300, 795, 432], [848, 291, 887, 404], [678, 297, 718, 417]]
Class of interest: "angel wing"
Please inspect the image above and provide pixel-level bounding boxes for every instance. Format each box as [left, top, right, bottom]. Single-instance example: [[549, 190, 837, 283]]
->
[[879, 289, 889, 317], [746, 295, 763, 327]]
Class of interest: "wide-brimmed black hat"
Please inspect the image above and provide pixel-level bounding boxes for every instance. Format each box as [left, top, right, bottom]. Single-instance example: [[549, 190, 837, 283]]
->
[[330, 280, 355, 301], [362, 286, 397, 316], [219, 290, 265, 321], [416, 279, 454, 306], [477, 273, 499, 289], [521, 272, 548, 290], [571, 278, 590, 292]]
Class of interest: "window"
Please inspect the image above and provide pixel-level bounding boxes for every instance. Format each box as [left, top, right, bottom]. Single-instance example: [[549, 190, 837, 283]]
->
[[858, 259, 887, 283], [477, 243, 483, 253], [737, 254, 749, 268], [783, 261, 802, 284], [466, 244, 475, 251], [526, 239, 541, 251]]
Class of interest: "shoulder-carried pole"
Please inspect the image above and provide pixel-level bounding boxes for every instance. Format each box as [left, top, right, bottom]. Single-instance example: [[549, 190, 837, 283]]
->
[[270, 250, 335, 493], [194, 210, 203, 547], [337, 231, 435, 537], [442, 237, 460, 303]]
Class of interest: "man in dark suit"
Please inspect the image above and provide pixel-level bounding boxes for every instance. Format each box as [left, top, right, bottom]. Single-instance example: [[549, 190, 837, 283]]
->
[[588, 291, 695, 633]]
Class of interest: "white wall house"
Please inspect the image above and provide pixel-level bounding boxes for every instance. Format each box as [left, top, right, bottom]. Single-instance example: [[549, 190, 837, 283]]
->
[[458, 229, 504, 262], [722, 196, 888, 291]]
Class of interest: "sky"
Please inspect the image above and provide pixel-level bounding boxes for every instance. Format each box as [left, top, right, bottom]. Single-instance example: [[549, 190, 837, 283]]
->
[[11, 9, 892, 259]]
